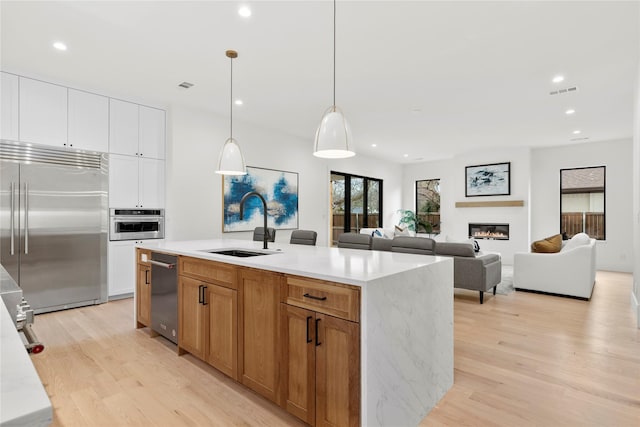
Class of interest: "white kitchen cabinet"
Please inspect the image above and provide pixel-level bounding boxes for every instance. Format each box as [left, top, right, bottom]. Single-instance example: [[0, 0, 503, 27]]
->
[[68, 89, 109, 152], [109, 154, 164, 208], [109, 239, 164, 298], [109, 99, 139, 156], [19, 77, 68, 147], [110, 99, 165, 159], [0, 72, 19, 140], [139, 106, 166, 159], [139, 157, 165, 208], [109, 154, 139, 207]]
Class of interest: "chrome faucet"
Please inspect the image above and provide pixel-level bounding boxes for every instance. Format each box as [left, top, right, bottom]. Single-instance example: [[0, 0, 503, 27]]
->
[[239, 191, 269, 249]]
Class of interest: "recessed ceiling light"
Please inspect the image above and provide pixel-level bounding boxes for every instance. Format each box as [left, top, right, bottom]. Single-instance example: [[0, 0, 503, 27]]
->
[[371, 144, 377, 148], [53, 41, 67, 51], [234, 99, 243, 105], [552, 75, 564, 83], [573, 130, 581, 134], [403, 154, 409, 158], [238, 6, 251, 17], [565, 109, 575, 115]]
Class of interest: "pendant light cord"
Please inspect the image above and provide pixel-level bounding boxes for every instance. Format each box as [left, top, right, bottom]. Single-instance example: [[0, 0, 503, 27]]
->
[[333, 0, 336, 108], [230, 56, 233, 139]]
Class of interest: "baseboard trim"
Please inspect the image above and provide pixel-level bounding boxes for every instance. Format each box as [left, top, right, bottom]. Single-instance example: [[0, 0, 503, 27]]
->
[[514, 288, 589, 301]]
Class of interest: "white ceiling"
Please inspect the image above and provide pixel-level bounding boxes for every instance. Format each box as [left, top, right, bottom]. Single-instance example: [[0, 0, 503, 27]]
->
[[1, 1, 638, 163]]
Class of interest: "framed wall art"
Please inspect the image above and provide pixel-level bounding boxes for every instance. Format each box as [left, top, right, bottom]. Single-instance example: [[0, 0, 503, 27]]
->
[[465, 162, 511, 197], [223, 166, 299, 232]]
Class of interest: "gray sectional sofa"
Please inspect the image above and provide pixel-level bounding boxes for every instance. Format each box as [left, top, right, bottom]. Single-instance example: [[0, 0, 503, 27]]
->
[[369, 234, 501, 304]]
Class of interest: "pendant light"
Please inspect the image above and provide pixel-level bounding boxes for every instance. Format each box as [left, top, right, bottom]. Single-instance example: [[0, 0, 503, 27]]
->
[[216, 50, 247, 175], [313, 0, 355, 159]]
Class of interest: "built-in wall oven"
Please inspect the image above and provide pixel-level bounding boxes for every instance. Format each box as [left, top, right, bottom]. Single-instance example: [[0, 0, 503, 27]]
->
[[109, 209, 165, 241]]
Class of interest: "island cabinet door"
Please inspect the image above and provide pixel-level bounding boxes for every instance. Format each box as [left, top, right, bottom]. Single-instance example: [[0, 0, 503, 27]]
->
[[315, 314, 360, 427], [238, 268, 282, 404], [136, 264, 151, 328], [280, 304, 316, 425], [205, 284, 238, 380], [178, 276, 207, 360]]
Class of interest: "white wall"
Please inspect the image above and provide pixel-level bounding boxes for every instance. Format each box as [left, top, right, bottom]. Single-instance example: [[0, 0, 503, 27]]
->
[[165, 104, 402, 247], [633, 42, 640, 325], [403, 147, 531, 265], [531, 139, 633, 272]]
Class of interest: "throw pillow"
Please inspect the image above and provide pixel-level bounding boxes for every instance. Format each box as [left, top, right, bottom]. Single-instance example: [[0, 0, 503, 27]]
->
[[530, 234, 562, 253], [562, 232, 591, 251]]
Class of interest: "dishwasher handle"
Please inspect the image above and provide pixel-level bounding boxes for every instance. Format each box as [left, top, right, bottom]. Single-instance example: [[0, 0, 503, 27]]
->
[[149, 259, 175, 269]]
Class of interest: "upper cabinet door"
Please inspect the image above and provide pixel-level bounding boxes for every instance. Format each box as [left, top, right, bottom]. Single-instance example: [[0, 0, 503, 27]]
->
[[139, 106, 165, 159], [68, 89, 109, 152], [19, 77, 68, 147], [139, 157, 165, 208], [109, 154, 139, 208], [0, 72, 19, 141], [109, 99, 139, 156]]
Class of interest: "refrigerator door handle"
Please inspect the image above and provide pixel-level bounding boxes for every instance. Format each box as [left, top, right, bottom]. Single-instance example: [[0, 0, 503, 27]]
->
[[24, 182, 29, 255], [10, 182, 15, 255]]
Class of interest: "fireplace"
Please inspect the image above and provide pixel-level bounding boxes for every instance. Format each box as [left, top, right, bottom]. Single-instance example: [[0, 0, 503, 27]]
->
[[469, 223, 509, 240]]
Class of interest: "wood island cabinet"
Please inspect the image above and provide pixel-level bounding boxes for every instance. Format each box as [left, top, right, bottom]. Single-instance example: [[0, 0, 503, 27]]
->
[[281, 275, 361, 427], [142, 253, 362, 426], [178, 257, 238, 380], [238, 267, 282, 404], [135, 249, 152, 328]]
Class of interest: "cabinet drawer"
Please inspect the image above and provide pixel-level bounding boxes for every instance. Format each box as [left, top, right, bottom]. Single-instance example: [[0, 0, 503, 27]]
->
[[284, 276, 360, 322], [137, 248, 152, 266], [179, 257, 237, 289]]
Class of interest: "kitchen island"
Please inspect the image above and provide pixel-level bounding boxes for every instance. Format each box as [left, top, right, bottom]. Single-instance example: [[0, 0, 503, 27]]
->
[[137, 238, 453, 427]]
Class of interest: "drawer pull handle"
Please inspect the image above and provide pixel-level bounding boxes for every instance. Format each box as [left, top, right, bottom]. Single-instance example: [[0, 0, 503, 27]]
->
[[303, 293, 327, 301]]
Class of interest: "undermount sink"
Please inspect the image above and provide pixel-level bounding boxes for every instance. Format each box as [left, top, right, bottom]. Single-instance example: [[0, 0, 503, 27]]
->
[[203, 249, 275, 258]]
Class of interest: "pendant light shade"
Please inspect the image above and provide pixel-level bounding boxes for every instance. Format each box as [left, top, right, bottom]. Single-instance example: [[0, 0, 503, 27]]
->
[[313, 106, 354, 158], [217, 137, 246, 175], [313, 0, 355, 159], [215, 50, 247, 175]]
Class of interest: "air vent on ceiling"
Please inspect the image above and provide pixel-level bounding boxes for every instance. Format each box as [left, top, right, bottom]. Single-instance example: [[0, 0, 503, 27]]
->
[[570, 137, 589, 142], [178, 81, 194, 89], [549, 86, 578, 96]]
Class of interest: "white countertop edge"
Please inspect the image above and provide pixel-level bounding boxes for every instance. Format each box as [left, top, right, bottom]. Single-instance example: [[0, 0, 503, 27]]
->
[[137, 238, 450, 287], [0, 297, 53, 426]]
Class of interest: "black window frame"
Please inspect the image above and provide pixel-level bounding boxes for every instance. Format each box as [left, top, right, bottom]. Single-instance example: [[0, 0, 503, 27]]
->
[[331, 171, 383, 233], [559, 165, 606, 240]]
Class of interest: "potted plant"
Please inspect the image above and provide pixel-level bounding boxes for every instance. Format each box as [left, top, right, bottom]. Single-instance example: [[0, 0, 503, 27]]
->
[[398, 209, 439, 236]]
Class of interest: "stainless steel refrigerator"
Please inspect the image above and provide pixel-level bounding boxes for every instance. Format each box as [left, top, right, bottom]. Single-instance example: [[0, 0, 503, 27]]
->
[[0, 142, 107, 313]]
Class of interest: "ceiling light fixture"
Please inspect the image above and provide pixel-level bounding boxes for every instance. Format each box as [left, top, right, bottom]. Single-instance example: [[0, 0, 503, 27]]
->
[[53, 41, 67, 51], [215, 50, 247, 176], [552, 75, 564, 83], [371, 144, 377, 147], [238, 6, 251, 17], [235, 99, 243, 105], [573, 130, 581, 134], [565, 109, 575, 115], [313, 0, 355, 159]]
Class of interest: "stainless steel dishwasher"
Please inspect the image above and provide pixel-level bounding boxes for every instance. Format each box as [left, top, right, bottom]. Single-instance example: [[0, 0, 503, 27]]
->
[[150, 252, 178, 344]]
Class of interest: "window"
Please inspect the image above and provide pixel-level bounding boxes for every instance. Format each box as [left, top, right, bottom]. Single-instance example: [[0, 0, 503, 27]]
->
[[330, 172, 383, 246], [560, 166, 605, 240], [416, 179, 441, 235]]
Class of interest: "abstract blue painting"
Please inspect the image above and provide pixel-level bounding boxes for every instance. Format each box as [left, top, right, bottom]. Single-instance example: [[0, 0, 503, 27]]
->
[[223, 166, 299, 232]]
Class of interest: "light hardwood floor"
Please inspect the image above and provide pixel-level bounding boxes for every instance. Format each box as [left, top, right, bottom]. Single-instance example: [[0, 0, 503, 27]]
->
[[29, 271, 639, 426]]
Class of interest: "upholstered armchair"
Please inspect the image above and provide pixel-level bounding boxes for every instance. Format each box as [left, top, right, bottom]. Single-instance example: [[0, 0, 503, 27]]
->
[[513, 234, 596, 300]]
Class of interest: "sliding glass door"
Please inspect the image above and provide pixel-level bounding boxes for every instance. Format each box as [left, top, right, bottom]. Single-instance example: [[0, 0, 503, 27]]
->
[[330, 172, 382, 246]]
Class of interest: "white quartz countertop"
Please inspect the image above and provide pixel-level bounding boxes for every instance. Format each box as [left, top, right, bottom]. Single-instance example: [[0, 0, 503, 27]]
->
[[138, 238, 448, 286], [0, 267, 53, 426]]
